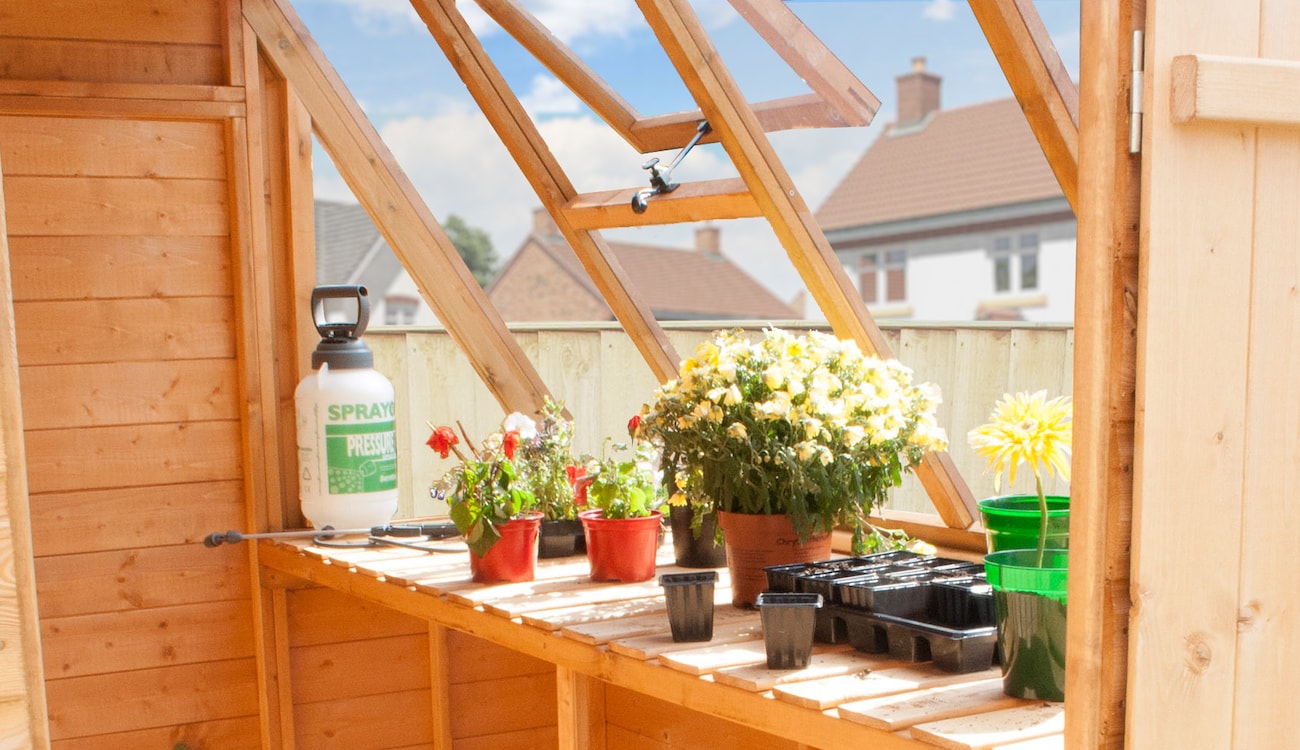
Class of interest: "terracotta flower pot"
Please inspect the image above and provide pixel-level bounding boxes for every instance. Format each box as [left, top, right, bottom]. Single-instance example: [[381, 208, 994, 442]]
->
[[468, 512, 542, 583], [717, 511, 832, 608], [579, 509, 663, 583]]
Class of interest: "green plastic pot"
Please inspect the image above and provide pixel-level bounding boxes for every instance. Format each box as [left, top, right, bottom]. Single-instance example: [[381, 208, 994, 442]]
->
[[983, 548, 1068, 701], [977, 494, 1070, 553]]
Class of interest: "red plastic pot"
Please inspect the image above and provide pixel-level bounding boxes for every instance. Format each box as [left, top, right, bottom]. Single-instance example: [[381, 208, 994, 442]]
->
[[468, 512, 542, 583], [579, 509, 663, 583]]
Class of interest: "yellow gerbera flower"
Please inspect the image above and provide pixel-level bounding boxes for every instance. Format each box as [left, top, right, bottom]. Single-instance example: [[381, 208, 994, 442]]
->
[[967, 390, 1072, 490]]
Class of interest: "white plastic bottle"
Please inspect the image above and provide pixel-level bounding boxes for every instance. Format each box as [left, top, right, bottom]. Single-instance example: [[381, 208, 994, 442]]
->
[[295, 285, 398, 530]]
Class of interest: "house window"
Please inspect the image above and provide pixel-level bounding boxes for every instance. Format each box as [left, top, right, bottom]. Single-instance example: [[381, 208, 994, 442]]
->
[[858, 250, 906, 304], [384, 296, 419, 325], [992, 233, 1040, 293], [858, 252, 879, 304]]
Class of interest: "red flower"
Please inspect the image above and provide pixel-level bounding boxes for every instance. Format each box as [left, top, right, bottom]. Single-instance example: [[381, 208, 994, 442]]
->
[[502, 430, 521, 460], [426, 426, 459, 459], [627, 414, 642, 437], [565, 464, 581, 484]]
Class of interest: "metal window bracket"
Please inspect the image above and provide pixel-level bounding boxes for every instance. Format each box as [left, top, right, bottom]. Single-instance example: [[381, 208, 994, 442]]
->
[[632, 120, 711, 213]]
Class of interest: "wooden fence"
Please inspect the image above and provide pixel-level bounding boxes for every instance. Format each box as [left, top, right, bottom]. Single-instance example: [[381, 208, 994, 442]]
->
[[367, 321, 1074, 520]]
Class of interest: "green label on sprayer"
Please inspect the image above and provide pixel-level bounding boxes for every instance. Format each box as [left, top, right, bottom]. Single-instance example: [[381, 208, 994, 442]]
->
[[324, 419, 397, 494]]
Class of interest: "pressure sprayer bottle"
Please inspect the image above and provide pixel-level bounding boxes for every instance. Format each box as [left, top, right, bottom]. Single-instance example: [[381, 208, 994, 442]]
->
[[295, 285, 398, 530]]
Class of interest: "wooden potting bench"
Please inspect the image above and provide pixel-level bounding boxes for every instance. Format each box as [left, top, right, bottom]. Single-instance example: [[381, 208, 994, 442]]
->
[[258, 536, 1065, 750]]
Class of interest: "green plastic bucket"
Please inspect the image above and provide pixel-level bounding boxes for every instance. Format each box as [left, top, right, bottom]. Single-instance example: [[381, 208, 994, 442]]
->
[[977, 495, 1070, 552], [984, 548, 1068, 701]]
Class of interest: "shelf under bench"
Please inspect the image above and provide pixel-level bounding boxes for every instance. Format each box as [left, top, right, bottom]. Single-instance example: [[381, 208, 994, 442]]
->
[[256, 538, 1064, 750]]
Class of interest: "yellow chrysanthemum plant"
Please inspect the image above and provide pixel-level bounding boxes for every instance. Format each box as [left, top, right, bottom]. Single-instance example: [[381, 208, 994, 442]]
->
[[635, 327, 948, 553], [967, 390, 1072, 567]]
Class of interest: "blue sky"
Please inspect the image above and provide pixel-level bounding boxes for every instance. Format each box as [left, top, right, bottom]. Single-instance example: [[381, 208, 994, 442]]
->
[[294, 0, 1080, 303]]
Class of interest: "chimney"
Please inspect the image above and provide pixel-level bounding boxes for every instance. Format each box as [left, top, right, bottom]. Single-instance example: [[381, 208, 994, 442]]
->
[[531, 207, 560, 238], [895, 56, 941, 125], [695, 225, 720, 257]]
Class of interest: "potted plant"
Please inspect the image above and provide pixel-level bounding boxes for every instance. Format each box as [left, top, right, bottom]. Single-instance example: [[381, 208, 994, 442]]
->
[[967, 390, 1072, 701], [427, 417, 541, 583], [636, 327, 949, 606], [511, 398, 587, 557], [578, 437, 664, 583]]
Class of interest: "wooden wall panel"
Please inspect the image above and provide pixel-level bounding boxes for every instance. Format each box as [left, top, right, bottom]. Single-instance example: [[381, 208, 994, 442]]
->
[[14, 299, 236, 365], [44, 658, 259, 740], [293, 689, 433, 750], [7, 236, 233, 301], [290, 633, 430, 704], [286, 587, 428, 648], [48, 716, 260, 750], [31, 481, 246, 557], [34, 544, 250, 618], [0, 117, 226, 178], [0, 39, 223, 87], [0, 1, 223, 46], [17, 360, 240, 430], [4, 176, 228, 237], [41, 599, 256, 679]]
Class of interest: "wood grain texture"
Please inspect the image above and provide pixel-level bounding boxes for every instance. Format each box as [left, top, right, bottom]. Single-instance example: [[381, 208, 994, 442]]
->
[[44, 658, 259, 740], [0, 116, 225, 178], [14, 297, 236, 365], [1127, 0, 1261, 747], [1172, 53, 1300, 126], [0, 38, 221, 86], [1064, 0, 1140, 746], [7, 236, 233, 302], [4, 176, 228, 237], [22, 421, 243, 494], [0, 1, 220, 44], [40, 600, 256, 679], [34, 544, 251, 619], [30, 480, 245, 557]]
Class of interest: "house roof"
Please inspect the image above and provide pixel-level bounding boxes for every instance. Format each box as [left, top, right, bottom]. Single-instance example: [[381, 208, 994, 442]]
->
[[314, 199, 384, 283], [502, 230, 797, 320], [815, 97, 1065, 232]]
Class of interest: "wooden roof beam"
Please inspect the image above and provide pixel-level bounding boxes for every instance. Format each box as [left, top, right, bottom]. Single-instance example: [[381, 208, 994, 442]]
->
[[412, 0, 681, 383], [631, 94, 857, 152], [726, 0, 879, 127], [564, 178, 761, 230], [969, 0, 1079, 211], [473, 0, 875, 154], [634, 0, 978, 530], [243, 0, 552, 414]]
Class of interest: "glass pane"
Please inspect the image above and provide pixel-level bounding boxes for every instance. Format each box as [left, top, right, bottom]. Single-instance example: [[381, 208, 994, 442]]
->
[[859, 271, 878, 304], [994, 256, 1010, 292], [859, 252, 879, 271], [886, 268, 906, 302], [1020, 252, 1038, 290]]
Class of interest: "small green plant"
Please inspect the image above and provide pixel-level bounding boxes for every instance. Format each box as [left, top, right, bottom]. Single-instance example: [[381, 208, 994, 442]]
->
[[582, 437, 662, 520], [513, 398, 581, 521]]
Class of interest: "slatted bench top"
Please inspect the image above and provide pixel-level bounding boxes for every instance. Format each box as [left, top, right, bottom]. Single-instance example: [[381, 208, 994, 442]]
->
[[258, 536, 1064, 750]]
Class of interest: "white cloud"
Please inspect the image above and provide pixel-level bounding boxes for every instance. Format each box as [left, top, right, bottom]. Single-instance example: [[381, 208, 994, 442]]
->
[[922, 0, 959, 22], [298, 0, 422, 34], [519, 75, 584, 117]]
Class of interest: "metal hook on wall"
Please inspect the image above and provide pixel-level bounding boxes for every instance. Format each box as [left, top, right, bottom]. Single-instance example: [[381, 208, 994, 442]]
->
[[631, 120, 711, 214]]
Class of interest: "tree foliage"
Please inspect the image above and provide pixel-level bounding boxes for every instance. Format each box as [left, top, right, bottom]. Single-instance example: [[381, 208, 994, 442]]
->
[[443, 213, 498, 287]]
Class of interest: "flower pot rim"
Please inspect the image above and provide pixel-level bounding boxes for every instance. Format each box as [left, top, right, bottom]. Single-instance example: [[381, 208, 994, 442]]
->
[[660, 571, 717, 587], [977, 494, 1070, 516], [984, 548, 1070, 569], [578, 508, 663, 523], [755, 592, 824, 608]]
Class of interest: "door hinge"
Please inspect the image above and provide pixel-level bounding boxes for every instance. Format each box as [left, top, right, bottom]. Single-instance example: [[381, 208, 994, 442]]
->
[[1129, 29, 1145, 154]]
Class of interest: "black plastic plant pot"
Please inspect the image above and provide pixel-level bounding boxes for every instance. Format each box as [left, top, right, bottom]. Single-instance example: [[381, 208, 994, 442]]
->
[[538, 519, 584, 558], [660, 571, 718, 642], [931, 577, 995, 628], [755, 592, 823, 669], [836, 577, 933, 619]]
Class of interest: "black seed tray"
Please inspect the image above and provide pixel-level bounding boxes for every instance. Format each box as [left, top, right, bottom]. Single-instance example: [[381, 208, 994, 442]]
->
[[825, 606, 889, 653], [869, 611, 998, 673], [930, 576, 994, 628], [762, 550, 923, 594], [835, 576, 933, 618]]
